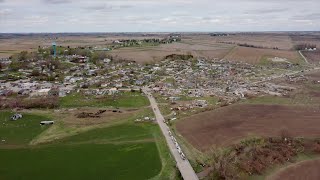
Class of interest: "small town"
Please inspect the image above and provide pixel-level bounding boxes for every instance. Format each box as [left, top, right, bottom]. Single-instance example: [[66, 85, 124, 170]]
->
[[0, 42, 308, 110], [1, 0, 320, 179]]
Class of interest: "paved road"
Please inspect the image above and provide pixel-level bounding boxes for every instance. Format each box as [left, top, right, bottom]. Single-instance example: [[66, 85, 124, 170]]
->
[[142, 87, 199, 180]]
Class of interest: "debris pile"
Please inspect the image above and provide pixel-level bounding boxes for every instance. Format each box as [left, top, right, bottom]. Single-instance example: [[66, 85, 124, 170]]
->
[[10, 113, 22, 121], [76, 110, 106, 118]]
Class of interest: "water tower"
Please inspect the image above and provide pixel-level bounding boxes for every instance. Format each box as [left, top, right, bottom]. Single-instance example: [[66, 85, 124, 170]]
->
[[52, 42, 57, 57]]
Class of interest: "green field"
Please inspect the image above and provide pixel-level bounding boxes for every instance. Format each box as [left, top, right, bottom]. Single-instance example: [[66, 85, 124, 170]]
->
[[0, 111, 51, 145], [57, 123, 155, 143], [59, 92, 150, 108], [0, 142, 161, 180], [0, 111, 167, 180]]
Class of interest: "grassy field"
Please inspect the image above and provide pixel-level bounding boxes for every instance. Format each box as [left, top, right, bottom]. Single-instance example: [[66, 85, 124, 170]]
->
[[0, 111, 51, 145], [56, 123, 155, 143], [0, 142, 161, 180], [59, 92, 149, 108], [0, 109, 177, 180]]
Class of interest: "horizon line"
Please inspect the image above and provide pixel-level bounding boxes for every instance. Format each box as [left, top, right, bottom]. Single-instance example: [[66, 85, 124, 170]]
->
[[1, 30, 320, 34]]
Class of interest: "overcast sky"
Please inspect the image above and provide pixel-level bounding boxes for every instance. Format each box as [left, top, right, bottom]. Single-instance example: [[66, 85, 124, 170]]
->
[[0, 0, 319, 33]]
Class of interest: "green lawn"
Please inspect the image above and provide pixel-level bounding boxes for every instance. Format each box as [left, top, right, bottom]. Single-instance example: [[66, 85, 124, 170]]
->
[[59, 92, 149, 108], [0, 111, 51, 145]]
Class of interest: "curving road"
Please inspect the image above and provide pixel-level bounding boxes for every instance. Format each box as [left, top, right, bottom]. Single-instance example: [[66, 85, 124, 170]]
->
[[142, 87, 199, 180]]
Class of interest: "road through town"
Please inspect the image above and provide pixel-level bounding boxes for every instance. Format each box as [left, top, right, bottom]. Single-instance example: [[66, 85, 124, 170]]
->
[[142, 87, 199, 180]]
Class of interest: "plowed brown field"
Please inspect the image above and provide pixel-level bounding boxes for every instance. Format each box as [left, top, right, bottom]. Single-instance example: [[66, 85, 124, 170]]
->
[[176, 104, 320, 151]]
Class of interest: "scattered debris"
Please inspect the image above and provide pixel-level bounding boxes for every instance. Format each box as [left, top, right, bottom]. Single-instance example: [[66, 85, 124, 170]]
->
[[10, 113, 22, 121], [135, 116, 155, 122], [76, 110, 106, 118], [40, 121, 54, 125]]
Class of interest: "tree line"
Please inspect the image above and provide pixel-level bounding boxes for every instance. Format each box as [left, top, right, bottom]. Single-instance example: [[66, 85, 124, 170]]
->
[[294, 43, 317, 50]]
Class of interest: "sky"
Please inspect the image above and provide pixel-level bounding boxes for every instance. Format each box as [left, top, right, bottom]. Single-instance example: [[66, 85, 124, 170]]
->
[[0, 0, 319, 33]]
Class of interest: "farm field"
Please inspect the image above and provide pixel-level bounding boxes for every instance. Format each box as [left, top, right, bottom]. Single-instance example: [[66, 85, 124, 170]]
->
[[212, 33, 294, 50], [290, 34, 320, 64], [267, 158, 320, 180], [301, 50, 320, 64], [0, 123, 162, 180], [223, 46, 302, 64], [0, 143, 160, 180], [107, 41, 232, 63], [1, 33, 315, 64], [0, 33, 165, 58], [290, 34, 320, 49], [176, 104, 320, 151]]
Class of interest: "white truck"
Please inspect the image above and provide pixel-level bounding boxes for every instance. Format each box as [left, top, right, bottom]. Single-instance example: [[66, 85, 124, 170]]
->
[[180, 153, 186, 160]]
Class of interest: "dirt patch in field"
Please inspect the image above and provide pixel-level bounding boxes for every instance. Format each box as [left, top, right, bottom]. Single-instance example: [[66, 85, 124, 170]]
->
[[59, 108, 139, 126], [76, 110, 107, 118], [267, 159, 320, 180], [176, 104, 320, 151]]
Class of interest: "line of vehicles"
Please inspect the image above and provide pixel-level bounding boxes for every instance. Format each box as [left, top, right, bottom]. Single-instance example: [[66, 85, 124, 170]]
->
[[145, 89, 186, 161], [168, 130, 186, 160]]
